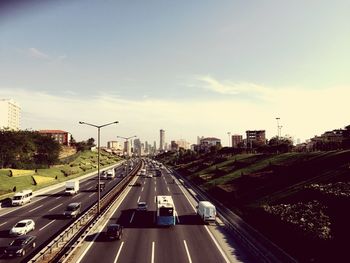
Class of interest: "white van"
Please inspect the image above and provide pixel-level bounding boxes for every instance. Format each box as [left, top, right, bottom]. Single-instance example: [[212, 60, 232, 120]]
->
[[12, 190, 33, 206], [196, 201, 216, 223]]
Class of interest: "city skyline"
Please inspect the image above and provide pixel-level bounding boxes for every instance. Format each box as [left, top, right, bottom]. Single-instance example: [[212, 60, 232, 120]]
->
[[0, 1, 349, 145]]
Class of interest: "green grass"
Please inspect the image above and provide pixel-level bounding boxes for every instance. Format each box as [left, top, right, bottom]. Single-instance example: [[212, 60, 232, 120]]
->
[[0, 150, 122, 200]]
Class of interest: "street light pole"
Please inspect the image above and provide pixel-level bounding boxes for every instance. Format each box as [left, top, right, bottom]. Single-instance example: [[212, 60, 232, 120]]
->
[[79, 121, 118, 214]]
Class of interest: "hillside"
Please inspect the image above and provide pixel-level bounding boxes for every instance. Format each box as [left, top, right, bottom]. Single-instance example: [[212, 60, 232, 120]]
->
[[158, 150, 350, 262]]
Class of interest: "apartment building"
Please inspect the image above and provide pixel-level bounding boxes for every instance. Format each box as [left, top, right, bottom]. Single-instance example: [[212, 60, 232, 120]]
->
[[0, 99, 21, 130]]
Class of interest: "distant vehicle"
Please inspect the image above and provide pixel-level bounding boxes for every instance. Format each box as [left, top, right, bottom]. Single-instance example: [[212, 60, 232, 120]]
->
[[155, 170, 162, 177], [106, 224, 123, 240], [65, 180, 79, 195], [63, 202, 81, 218], [134, 182, 141, 187], [140, 169, 146, 177], [155, 195, 176, 226], [11, 190, 33, 206], [4, 235, 36, 257], [146, 172, 153, 178], [137, 201, 148, 211], [95, 182, 106, 191], [100, 171, 107, 179], [9, 219, 35, 236], [196, 201, 216, 223], [106, 169, 115, 179]]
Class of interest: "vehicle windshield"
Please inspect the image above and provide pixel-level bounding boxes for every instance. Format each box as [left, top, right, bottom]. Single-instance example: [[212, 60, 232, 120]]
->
[[11, 239, 25, 246], [14, 222, 26, 228], [66, 205, 78, 211], [13, 196, 22, 200], [159, 207, 174, 216], [66, 187, 74, 191]]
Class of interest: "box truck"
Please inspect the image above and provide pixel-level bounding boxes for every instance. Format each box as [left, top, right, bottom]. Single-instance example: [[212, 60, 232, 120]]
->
[[196, 201, 216, 223], [65, 180, 79, 195]]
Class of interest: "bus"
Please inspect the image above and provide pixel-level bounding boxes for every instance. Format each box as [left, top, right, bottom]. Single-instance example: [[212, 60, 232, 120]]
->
[[155, 195, 176, 226]]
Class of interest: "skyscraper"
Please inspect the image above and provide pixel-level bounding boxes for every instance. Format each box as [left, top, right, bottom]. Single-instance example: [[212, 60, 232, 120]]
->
[[160, 129, 165, 151], [0, 99, 21, 130]]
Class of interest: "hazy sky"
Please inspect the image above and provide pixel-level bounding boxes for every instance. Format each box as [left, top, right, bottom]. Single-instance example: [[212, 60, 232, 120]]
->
[[0, 0, 349, 145]]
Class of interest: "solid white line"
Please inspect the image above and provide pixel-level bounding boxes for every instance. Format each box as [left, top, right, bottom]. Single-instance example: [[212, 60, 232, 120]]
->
[[39, 220, 56, 231], [0, 221, 7, 227], [137, 196, 140, 202], [28, 204, 43, 213], [141, 187, 144, 192], [113, 242, 124, 263], [89, 193, 95, 198], [55, 196, 62, 200], [130, 211, 135, 223], [151, 241, 155, 263], [183, 240, 192, 263], [204, 225, 231, 263], [49, 203, 62, 212], [72, 193, 81, 199]]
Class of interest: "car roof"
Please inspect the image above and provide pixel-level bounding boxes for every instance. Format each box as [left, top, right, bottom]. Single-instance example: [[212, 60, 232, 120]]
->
[[68, 202, 81, 207], [108, 224, 121, 228], [14, 235, 36, 241], [17, 219, 33, 224], [138, 201, 147, 205]]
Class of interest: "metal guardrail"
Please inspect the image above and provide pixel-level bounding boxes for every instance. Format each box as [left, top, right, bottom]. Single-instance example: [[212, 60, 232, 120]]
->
[[28, 160, 142, 263], [170, 168, 297, 263]]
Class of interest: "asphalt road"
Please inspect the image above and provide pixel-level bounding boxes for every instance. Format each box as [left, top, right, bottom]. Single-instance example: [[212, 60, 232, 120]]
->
[[75, 163, 234, 263], [0, 160, 139, 263]]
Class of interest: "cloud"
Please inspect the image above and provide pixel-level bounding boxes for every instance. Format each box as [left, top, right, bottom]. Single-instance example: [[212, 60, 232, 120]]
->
[[196, 75, 271, 98], [28, 48, 50, 59], [0, 83, 349, 146]]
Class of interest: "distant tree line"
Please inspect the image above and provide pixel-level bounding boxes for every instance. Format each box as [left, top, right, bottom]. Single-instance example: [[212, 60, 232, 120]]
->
[[0, 130, 61, 169]]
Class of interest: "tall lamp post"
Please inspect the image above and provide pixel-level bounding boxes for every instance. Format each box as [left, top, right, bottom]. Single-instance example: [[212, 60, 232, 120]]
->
[[117, 135, 137, 176], [79, 121, 118, 214]]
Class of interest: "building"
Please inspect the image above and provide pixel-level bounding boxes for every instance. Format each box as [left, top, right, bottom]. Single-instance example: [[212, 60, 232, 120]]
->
[[39, 130, 72, 146], [231, 134, 243, 148], [171, 139, 191, 151], [123, 140, 131, 156], [0, 99, 21, 130], [133, 138, 142, 156], [246, 130, 266, 148], [160, 129, 165, 151], [107, 141, 122, 150], [199, 137, 221, 152]]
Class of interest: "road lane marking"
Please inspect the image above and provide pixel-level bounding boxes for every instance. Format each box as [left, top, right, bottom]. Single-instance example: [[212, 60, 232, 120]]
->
[[28, 204, 43, 213], [0, 221, 7, 227], [113, 242, 124, 263], [49, 204, 62, 212], [86, 186, 92, 190], [183, 240, 192, 263], [175, 211, 180, 224], [151, 241, 155, 263], [154, 187, 156, 192], [39, 220, 56, 231], [72, 193, 81, 199], [141, 187, 144, 192], [167, 187, 170, 192], [89, 193, 95, 198], [55, 196, 62, 200], [155, 181, 156, 185], [130, 212, 135, 223], [137, 196, 141, 202]]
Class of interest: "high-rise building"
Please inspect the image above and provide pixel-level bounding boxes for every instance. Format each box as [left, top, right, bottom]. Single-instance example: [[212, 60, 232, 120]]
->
[[246, 130, 266, 148], [0, 99, 21, 130], [107, 141, 122, 150], [231, 135, 243, 148], [124, 140, 131, 156], [160, 129, 165, 151], [133, 138, 142, 156]]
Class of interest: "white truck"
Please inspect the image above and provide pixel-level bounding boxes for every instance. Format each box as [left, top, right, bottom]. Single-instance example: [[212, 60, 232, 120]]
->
[[65, 180, 79, 195], [12, 190, 33, 206], [196, 201, 216, 223], [106, 169, 115, 179]]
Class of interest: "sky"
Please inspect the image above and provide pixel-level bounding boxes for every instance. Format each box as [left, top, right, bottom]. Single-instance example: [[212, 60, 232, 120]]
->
[[0, 0, 349, 146]]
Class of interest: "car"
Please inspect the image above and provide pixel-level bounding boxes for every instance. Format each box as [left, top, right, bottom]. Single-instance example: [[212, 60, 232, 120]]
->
[[63, 202, 81, 218], [9, 219, 35, 236], [137, 201, 148, 211], [4, 235, 36, 257], [134, 182, 141, 187], [106, 224, 123, 240], [100, 171, 107, 179], [95, 182, 106, 191]]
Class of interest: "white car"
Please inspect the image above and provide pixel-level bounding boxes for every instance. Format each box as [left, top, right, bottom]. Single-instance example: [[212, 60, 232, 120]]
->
[[137, 201, 148, 211], [10, 219, 35, 236]]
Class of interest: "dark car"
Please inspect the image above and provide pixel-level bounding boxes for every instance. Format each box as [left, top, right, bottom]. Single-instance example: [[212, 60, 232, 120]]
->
[[4, 235, 36, 257], [63, 202, 81, 218], [106, 224, 123, 240], [95, 182, 106, 191]]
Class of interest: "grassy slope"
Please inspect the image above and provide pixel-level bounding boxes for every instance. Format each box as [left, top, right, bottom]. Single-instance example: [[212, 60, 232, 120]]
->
[[0, 150, 121, 197], [170, 150, 350, 262]]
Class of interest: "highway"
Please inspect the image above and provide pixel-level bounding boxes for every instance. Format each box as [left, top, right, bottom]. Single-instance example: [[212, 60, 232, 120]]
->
[[73, 160, 251, 263], [0, 160, 138, 263]]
